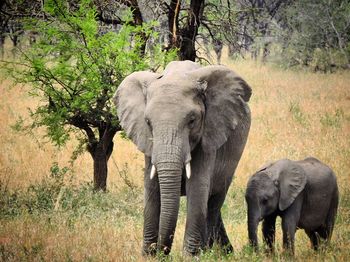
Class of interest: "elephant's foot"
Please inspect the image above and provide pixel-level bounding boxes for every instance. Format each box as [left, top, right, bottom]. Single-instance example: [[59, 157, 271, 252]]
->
[[216, 221, 234, 254], [217, 235, 234, 254], [183, 243, 232, 257], [183, 237, 207, 256], [222, 243, 233, 254], [142, 242, 157, 257], [208, 236, 233, 254], [263, 245, 275, 254], [183, 246, 204, 257]]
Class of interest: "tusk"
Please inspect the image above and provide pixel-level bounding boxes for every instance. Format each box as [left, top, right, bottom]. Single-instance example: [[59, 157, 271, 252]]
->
[[185, 162, 191, 179], [150, 165, 157, 180]]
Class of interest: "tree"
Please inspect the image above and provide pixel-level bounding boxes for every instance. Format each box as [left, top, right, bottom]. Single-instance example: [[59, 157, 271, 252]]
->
[[149, 0, 205, 61], [230, 0, 292, 61], [3, 0, 173, 191], [277, 0, 350, 71], [198, 0, 239, 62]]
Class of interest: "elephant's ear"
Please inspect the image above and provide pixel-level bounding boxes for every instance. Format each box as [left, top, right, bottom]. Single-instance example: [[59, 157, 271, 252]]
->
[[189, 65, 252, 152], [256, 161, 274, 173], [113, 71, 160, 156], [278, 163, 307, 211]]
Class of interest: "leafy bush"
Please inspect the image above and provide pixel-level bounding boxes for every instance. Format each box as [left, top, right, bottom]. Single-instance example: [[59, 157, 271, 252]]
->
[[320, 109, 344, 128], [1, 0, 177, 190], [276, 0, 350, 72], [0, 163, 143, 219], [289, 101, 309, 127]]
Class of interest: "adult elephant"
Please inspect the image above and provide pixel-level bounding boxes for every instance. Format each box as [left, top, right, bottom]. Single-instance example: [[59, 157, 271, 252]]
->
[[114, 60, 252, 255]]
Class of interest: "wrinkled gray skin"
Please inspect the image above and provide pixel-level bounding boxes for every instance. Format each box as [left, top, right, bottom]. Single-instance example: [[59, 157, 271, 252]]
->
[[245, 157, 339, 254], [114, 61, 251, 255]]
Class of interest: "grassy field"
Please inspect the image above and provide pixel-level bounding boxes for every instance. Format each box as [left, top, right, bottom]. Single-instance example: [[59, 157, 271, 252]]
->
[[0, 57, 349, 261]]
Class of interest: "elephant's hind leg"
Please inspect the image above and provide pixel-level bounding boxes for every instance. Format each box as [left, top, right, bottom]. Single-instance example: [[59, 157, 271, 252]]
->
[[305, 230, 320, 250], [309, 225, 332, 251], [317, 221, 335, 247], [321, 189, 339, 243], [217, 214, 233, 253], [207, 194, 233, 253], [313, 189, 339, 251]]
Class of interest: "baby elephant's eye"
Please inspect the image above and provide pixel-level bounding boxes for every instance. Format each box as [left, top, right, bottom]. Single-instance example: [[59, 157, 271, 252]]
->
[[261, 198, 268, 205], [145, 118, 151, 127]]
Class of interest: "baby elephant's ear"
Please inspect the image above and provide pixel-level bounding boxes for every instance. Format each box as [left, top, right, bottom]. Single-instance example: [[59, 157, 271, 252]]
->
[[256, 161, 274, 173], [278, 163, 307, 211]]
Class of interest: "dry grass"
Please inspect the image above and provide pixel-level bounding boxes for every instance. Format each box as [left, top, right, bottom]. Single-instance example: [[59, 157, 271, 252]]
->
[[0, 56, 349, 261], [0, 77, 144, 190]]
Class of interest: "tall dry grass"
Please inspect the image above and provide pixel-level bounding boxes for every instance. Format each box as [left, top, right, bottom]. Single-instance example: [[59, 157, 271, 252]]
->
[[0, 77, 144, 190], [0, 57, 349, 261]]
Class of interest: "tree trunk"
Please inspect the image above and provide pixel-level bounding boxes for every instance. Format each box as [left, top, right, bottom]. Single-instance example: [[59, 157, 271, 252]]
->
[[167, 0, 204, 61], [227, 43, 236, 59], [92, 142, 109, 191], [262, 42, 270, 63], [168, 0, 180, 48], [87, 126, 117, 191], [178, 0, 204, 61], [124, 0, 147, 57]]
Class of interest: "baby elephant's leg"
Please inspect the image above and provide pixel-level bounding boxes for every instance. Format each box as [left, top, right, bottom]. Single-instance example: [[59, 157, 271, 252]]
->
[[305, 230, 320, 250], [281, 216, 297, 254], [281, 193, 303, 255], [322, 192, 338, 243], [262, 214, 277, 252], [317, 226, 332, 246]]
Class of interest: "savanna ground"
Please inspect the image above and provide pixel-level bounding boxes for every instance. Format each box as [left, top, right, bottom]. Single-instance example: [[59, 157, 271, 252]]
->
[[1, 49, 350, 261]]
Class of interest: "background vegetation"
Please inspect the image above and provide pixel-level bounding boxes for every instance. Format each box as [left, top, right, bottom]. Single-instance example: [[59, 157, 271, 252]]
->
[[1, 51, 349, 260], [1, 0, 175, 190], [0, 0, 349, 260], [1, 0, 349, 189]]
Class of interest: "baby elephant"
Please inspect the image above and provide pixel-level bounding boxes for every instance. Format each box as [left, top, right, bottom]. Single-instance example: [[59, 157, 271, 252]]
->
[[245, 157, 338, 254]]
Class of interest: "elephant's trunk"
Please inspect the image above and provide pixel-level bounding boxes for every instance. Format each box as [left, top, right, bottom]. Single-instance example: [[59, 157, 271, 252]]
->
[[152, 126, 185, 254], [247, 205, 260, 250], [157, 163, 182, 254]]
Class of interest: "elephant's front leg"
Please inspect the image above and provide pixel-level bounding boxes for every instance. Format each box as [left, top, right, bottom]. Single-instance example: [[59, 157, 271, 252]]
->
[[281, 194, 303, 255], [262, 214, 277, 252], [184, 184, 209, 255], [183, 154, 213, 255], [281, 216, 297, 255], [142, 157, 160, 256]]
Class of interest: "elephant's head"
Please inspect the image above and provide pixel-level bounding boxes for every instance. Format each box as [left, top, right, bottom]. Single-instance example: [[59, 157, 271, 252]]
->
[[114, 60, 251, 253], [245, 159, 307, 249]]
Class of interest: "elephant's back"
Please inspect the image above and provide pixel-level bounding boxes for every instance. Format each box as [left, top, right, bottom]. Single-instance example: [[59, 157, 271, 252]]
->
[[298, 158, 338, 230], [298, 158, 337, 190]]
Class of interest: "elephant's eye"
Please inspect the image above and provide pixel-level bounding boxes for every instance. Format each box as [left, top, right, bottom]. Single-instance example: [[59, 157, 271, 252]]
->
[[145, 118, 151, 127], [188, 117, 196, 128], [261, 197, 268, 205]]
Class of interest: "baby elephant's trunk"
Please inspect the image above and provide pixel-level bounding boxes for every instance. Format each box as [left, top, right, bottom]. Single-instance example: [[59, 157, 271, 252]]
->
[[247, 204, 260, 250]]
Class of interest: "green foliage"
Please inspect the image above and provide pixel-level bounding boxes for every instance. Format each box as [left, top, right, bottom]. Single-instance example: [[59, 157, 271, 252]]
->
[[198, 0, 240, 60], [1, 166, 350, 260], [2, 0, 173, 152], [320, 109, 345, 128], [277, 0, 350, 71], [289, 101, 309, 126], [0, 162, 142, 219]]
